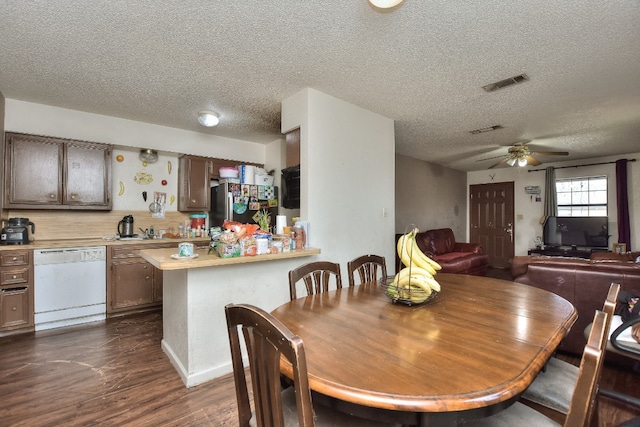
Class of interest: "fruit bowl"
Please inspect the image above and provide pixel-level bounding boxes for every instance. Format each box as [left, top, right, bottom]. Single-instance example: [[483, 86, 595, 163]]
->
[[379, 276, 438, 306]]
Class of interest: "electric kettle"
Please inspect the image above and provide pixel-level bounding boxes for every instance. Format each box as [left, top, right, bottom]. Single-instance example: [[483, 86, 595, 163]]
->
[[117, 215, 135, 237]]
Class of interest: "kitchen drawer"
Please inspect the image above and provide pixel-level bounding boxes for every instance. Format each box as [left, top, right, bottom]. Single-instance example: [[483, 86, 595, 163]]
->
[[0, 251, 30, 267], [1, 285, 32, 329], [0, 267, 30, 286]]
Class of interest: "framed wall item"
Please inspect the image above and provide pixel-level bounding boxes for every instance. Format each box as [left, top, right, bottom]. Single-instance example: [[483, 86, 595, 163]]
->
[[613, 243, 627, 254]]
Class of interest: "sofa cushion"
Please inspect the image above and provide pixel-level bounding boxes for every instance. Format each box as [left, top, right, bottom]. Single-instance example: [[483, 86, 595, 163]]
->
[[591, 251, 640, 262], [415, 228, 456, 255], [434, 252, 488, 272]]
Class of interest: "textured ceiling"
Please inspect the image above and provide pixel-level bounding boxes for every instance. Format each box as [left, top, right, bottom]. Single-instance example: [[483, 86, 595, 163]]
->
[[1, 1, 639, 171]]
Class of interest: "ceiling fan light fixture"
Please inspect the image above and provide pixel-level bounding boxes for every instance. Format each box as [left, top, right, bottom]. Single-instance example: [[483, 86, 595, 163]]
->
[[369, 0, 404, 8], [197, 110, 219, 127], [517, 157, 528, 167], [506, 157, 517, 167]]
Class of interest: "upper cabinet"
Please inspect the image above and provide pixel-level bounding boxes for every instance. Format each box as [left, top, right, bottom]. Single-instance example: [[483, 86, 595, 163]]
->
[[178, 155, 213, 211], [4, 133, 112, 210], [177, 155, 264, 212]]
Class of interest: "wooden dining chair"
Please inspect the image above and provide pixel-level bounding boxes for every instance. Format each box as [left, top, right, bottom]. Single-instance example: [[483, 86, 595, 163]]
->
[[288, 261, 343, 300], [347, 254, 387, 287], [225, 303, 399, 426], [597, 313, 640, 426], [462, 309, 609, 427], [519, 282, 620, 422]]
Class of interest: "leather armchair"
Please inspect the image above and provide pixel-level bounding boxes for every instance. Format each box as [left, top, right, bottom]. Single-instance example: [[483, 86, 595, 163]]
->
[[412, 228, 488, 276]]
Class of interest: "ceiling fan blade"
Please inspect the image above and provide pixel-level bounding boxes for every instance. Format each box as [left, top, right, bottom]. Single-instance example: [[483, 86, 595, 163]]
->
[[476, 154, 508, 162], [488, 158, 510, 169], [529, 151, 569, 156], [525, 155, 542, 166]]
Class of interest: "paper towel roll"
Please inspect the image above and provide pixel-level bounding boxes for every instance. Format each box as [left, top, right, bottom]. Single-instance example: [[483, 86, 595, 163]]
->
[[275, 215, 287, 235], [241, 165, 255, 185]]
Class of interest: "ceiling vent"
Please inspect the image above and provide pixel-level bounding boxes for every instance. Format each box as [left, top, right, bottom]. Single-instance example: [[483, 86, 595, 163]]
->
[[482, 73, 529, 92], [469, 124, 503, 135]]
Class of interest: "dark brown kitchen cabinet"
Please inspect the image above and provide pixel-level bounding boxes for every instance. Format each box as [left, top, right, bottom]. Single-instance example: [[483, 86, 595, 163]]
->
[[177, 154, 263, 212], [107, 243, 173, 316], [211, 158, 240, 179], [178, 155, 213, 211], [4, 132, 112, 210], [0, 250, 34, 332]]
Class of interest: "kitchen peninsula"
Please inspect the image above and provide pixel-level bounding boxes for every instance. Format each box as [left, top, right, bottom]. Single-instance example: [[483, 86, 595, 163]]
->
[[139, 245, 320, 387]]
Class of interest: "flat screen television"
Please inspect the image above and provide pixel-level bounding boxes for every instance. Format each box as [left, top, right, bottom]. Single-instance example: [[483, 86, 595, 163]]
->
[[543, 216, 609, 248]]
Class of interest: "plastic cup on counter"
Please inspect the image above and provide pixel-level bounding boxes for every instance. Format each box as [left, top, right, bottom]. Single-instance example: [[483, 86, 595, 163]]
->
[[178, 242, 194, 257]]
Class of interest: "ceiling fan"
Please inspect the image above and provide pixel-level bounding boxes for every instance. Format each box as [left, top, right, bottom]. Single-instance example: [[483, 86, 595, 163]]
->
[[478, 142, 569, 169]]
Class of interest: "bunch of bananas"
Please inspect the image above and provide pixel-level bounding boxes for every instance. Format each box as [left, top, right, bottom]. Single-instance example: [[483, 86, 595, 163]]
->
[[387, 228, 442, 304]]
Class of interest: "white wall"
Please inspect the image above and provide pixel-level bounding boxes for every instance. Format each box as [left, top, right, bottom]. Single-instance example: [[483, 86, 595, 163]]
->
[[395, 154, 467, 237], [282, 88, 396, 273], [4, 99, 271, 165], [467, 153, 640, 255]]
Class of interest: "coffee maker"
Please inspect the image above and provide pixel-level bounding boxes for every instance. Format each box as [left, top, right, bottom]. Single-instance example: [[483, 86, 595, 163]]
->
[[1, 218, 35, 245], [117, 215, 135, 237]]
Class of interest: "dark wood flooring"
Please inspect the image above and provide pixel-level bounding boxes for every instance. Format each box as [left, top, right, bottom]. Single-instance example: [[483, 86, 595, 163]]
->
[[0, 311, 239, 426], [0, 273, 639, 426]]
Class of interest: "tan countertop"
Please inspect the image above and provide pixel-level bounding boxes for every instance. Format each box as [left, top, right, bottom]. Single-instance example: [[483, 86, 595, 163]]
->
[[0, 237, 210, 251], [139, 247, 321, 270]]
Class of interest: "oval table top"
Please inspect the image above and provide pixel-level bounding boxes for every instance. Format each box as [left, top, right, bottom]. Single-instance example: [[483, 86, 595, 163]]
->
[[270, 273, 577, 423]]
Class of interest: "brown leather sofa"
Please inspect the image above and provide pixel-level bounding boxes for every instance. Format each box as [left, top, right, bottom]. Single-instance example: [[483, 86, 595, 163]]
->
[[511, 252, 640, 356], [411, 228, 489, 276]]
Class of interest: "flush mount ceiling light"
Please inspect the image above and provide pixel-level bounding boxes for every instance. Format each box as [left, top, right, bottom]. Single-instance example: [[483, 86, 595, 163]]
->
[[197, 110, 219, 127], [139, 149, 158, 163], [369, 0, 404, 8]]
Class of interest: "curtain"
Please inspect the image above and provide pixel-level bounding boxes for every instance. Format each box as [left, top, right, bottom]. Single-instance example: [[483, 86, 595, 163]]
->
[[542, 166, 557, 224], [616, 159, 631, 251]]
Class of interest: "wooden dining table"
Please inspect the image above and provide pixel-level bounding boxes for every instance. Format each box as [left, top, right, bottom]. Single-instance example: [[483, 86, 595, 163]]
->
[[270, 273, 577, 426]]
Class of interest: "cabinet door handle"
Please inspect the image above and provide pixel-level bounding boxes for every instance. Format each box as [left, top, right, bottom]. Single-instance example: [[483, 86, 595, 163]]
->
[[49, 194, 56, 199], [69, 194, 77, 200], [12, 275, 17, 279], [145, 275, 150, 280], [12, 257, 17, 261], [12, 306, 17, 311], [1, 287, 27, 292]]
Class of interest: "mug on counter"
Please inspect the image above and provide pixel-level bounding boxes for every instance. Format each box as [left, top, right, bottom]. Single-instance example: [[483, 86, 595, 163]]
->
[[178, 242, 194, 257]]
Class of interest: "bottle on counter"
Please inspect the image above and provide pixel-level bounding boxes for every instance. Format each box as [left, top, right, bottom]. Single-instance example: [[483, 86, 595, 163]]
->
[[292, 226, 306, 250]]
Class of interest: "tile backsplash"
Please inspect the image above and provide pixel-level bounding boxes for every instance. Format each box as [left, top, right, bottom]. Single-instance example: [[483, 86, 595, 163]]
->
[[6, 210, 193, 241]]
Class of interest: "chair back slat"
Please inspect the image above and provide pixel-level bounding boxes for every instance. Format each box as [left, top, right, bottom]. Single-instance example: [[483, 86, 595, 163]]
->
[[347, 254, 387, 286], [289, 261, 342, 300], [603, 283, 620, 318], [226, 304, 315, 426]]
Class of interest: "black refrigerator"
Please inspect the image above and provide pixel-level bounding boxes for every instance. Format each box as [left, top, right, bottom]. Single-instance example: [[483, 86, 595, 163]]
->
[[210, 181, 278, 230]]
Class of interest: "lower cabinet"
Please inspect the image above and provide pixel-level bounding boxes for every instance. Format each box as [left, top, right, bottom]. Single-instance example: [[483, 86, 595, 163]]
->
[[0, 250, 34, 332], [107, 243, 173, 316]]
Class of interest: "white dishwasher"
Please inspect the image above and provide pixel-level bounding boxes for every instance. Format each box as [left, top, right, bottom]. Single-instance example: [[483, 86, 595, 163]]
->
[[34, 246, 107, 331]]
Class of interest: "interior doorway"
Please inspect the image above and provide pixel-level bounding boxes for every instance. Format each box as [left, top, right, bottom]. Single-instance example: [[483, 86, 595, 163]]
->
[[469, 182, 515, 269]]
